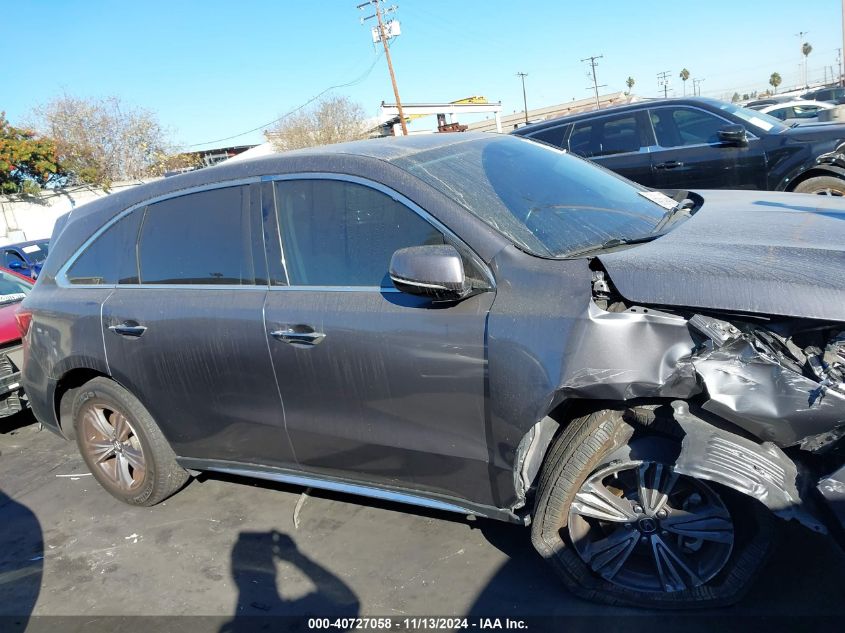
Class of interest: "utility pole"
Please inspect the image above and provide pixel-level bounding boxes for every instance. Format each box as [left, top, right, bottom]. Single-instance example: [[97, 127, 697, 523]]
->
[[657, 70, 672, 98], [581, 55, 605, 109], [359, 0, 407, 135], [838, 47, 843, 86], [842, 0, 845, 84], [516, 72, 529, 124]]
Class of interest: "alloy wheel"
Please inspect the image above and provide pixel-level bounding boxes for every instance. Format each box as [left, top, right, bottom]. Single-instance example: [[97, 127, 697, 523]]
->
[[567, 461, 734, 593], [79, 404, 146, 492], [810, 187, 845, 196]]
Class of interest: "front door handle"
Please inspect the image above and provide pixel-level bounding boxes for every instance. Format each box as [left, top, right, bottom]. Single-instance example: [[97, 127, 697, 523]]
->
[[270, 327, 326, 346], [655, 160, 684, 170], [108, 322, 147, 338]]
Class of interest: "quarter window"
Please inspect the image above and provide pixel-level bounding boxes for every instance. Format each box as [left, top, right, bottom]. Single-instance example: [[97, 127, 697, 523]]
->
[[67, 211, 142, 285], [274, 180, 445, 287], [651, 107, 726, 147], [568, 114, 645, 157], [138, 185, 256, 285]]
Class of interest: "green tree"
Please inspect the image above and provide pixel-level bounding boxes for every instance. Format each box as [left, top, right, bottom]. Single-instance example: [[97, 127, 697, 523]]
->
[[731, 92, 741, 103], [0, 112, 61, 194], [625, 76, 635, 94], [769, 72, 782, 93], [802, 42, 813, 87], [679, 68, 690, 95]]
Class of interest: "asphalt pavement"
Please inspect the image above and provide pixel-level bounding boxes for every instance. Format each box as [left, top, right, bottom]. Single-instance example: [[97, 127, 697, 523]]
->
[[2, 410, 844, 632]]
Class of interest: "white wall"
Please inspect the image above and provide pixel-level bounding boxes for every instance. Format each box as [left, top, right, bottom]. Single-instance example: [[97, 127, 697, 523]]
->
[[0, 180, 157, 246]]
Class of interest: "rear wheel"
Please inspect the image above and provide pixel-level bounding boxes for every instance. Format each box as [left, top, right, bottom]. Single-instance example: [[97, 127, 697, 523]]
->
[[531, 409, 774, 608], [72, 378, 188, 506], [793, 175, 845, 196]]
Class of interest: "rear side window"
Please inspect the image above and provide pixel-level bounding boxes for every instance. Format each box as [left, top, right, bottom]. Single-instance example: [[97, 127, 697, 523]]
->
[[274, 179, 445, 287], [568, 114, 645, 157], [67, 211, 143, 285], [138, 185, 256, 285]]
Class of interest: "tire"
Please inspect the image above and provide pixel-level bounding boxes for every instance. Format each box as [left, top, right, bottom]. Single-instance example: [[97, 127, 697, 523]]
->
[[531, 408, 775, 609], [71, 377, 189, 506], [792, 175, 845, 196]]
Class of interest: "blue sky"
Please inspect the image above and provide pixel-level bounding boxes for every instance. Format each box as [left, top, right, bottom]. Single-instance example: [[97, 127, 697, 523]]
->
[[2, 0, 843, 149]]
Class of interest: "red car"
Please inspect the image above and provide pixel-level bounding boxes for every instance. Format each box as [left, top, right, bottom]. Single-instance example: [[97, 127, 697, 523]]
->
[[0, 267, 33, 417]]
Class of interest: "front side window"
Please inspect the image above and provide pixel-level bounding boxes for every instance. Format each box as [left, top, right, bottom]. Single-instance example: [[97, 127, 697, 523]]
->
[[4, 250, 26, 269], [67, 211, 143, 285], [528, 125, 568, 149], [569, 114, 645, 157], [138, 185, 256, 285], [651, 107, 726, 147], [274, 179, 445, 287]]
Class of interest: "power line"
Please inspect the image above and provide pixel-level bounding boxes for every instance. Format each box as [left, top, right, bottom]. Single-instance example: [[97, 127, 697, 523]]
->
[[581, 55, 605, 109], [182, 48, 386, 149], [657, 70, 672, 98]]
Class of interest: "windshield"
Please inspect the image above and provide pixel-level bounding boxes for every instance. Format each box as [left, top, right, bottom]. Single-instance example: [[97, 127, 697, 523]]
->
[[394, 136, 672, 258], [0, 270, 31, 305], [20, 241, 49, 263], [715, 102, 788, 133]]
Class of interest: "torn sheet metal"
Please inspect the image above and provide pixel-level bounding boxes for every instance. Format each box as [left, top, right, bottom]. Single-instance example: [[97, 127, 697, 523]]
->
[[669, 401, 827, 533], [559, 302, 845, 450]]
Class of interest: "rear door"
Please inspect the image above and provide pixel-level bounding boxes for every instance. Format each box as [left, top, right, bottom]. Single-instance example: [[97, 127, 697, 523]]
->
[[565, 110, 657, 187], [261, 176, 496, 504], [100, 183, 296, 467], [648, 105, 768, 190]]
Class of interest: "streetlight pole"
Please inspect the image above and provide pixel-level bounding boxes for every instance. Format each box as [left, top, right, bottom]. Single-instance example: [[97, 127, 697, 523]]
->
[[516, 72, 529, 124]]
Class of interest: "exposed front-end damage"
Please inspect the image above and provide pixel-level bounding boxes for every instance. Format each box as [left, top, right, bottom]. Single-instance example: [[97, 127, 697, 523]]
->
[[515, 264, 845, 538]]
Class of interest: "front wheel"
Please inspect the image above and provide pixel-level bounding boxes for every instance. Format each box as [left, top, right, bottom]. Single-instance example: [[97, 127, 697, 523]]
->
[[792, 175, 845, 196], [72, 377, 189, 506], [531, 409, 774, 608]]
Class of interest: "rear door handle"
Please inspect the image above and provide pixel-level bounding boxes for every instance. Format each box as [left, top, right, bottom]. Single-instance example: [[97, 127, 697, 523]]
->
[[270, 327, 326, 346], [108, 322, 147, 338], [655, 160, 684, 170]]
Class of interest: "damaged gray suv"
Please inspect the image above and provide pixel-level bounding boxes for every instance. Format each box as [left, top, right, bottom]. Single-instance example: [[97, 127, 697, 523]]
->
[[20, 133, 845, 608]]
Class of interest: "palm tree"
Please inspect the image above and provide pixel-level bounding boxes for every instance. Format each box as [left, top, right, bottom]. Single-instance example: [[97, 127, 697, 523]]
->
[[769, 72, 782, 93], [679, 68, 690, 95], [625, 76, 635, 94], [802, 42, 813, 87]]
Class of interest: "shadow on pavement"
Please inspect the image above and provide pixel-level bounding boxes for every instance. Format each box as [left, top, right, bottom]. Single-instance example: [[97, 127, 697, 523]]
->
[[220, 529, 359, 633], [0, 489, 43, 632]]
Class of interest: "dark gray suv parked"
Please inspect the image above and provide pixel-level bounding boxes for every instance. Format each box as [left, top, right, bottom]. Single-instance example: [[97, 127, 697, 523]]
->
[[20, 133, 845, 608]]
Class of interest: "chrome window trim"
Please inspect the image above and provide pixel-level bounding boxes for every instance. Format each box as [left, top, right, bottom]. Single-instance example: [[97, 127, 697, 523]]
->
[[263, 172, 496, 291], [57, 177, 263, 290]]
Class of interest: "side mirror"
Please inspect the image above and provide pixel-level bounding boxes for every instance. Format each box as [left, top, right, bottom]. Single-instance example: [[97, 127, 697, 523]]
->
[[8, 260, 25, 270], [717, 124, 748, 147], [389, 244, 471, 302]]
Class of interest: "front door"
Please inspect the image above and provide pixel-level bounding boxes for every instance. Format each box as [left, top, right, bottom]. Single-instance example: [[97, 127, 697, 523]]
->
[[101, 183, 296, 467], [261, 177, 495, 505], [648, 105, 768, 190]]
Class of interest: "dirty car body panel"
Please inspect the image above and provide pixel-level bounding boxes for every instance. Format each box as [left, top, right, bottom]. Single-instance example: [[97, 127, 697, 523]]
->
[[20, 133, 845, 546]]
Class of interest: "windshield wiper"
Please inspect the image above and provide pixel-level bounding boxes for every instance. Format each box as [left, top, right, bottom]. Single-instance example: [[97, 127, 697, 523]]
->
[[564, 234, 663, 258], [652, 198, 694, 233]]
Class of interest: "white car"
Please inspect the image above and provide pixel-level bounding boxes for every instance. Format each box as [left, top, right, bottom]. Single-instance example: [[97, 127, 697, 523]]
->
[[760, 100, 835, 123]]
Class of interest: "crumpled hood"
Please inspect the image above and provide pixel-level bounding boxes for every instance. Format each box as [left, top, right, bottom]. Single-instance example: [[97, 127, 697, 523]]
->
[[598, 190, 845, 321]]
